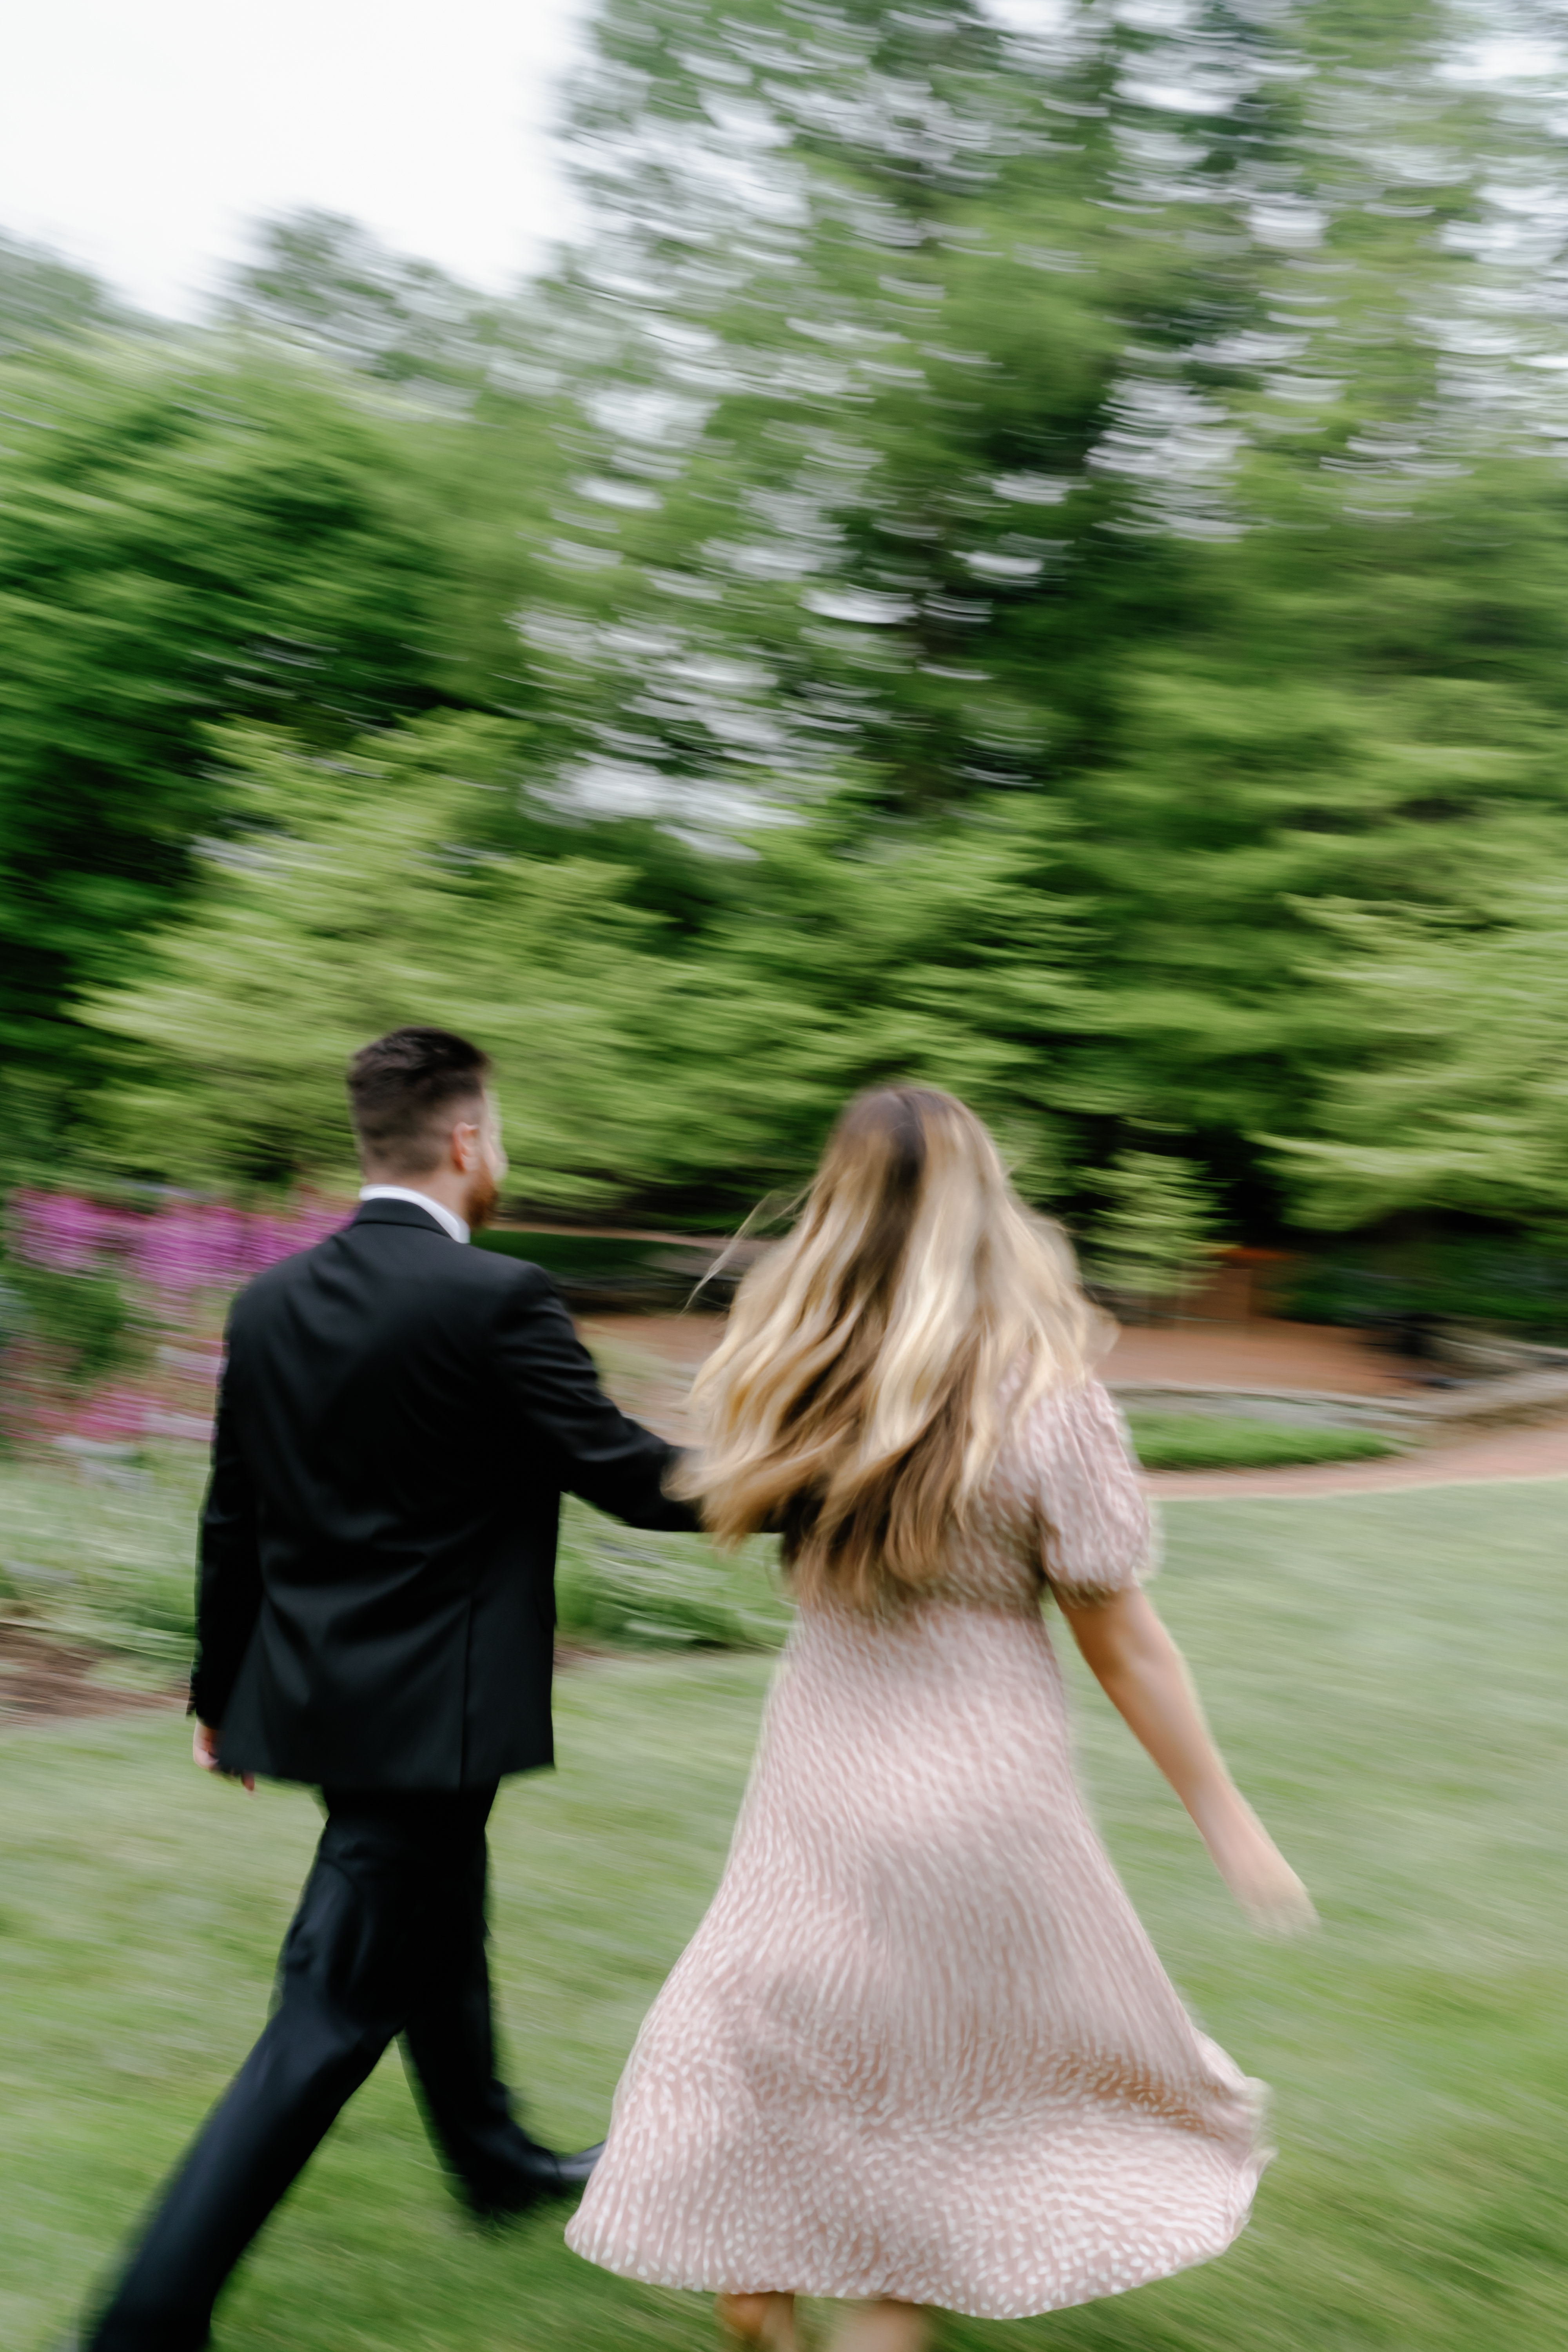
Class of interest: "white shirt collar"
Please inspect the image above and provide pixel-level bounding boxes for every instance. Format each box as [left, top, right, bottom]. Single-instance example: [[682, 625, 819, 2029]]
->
[[358, 1185, 470, 1245]]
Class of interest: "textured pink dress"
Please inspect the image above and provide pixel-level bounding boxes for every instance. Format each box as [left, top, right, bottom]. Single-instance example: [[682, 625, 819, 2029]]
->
[[566, 1378, 1268, 2319]]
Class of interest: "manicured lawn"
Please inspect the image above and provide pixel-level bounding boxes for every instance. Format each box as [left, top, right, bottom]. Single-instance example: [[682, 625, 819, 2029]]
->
[[2, 1480, 1563, 2351], [1124, 1411, 1396, 1471]]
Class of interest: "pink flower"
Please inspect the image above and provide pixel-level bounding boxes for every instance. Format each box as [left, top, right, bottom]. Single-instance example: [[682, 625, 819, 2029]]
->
[[11, 1189, 136, 1272], [68, 1384, 156, 1443], [10, 1188, 351, 1295]]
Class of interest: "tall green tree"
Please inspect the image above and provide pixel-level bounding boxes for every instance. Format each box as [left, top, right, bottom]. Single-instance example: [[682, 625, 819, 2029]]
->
[[83, 713, 1084, 1214], [0, 232, 143, 357], [519, 0, 1568, 1226], [83, 716, 686, 1202], [530, 0, 1504, 811], [0, 337, 534, 1137], [221, 210, 504, 392], [17, 3, 1568, 1249], [216, 211, 582, 780]]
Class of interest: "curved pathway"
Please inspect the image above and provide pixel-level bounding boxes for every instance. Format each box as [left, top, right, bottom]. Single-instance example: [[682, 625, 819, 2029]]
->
[[584, 1314, 1568, 1500], [1141, 1415, 1568, 1501]]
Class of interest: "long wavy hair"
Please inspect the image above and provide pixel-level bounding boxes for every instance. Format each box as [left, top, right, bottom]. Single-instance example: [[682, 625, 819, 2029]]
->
[[677, 1087, 1107, 1612]]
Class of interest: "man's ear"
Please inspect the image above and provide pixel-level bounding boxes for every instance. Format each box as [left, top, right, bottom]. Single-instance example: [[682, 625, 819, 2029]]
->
[[448, 1118, 481, 1174]]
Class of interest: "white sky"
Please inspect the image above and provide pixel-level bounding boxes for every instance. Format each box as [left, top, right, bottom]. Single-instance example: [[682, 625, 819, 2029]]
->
[[0, 0, 591, 319], [0, 0, 1063, 323], [9, 0, 1541, 326]]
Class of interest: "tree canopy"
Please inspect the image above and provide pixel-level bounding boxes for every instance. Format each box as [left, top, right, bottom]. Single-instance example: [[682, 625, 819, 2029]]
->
[[4, 0, 1568, 1265]]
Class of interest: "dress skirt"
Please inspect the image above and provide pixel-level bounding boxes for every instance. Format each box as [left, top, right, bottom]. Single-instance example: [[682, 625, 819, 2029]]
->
[[566, 1579, 1269, 2320]]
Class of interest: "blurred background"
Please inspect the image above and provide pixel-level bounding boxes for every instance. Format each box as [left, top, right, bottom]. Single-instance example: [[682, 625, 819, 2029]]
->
[[2, 5, 1565, 2351], [6, 0, 1568, 1358]]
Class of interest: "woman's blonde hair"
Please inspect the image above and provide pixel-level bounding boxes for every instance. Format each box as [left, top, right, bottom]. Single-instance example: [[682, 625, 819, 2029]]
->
[[678, 1087, 1107, 1611]]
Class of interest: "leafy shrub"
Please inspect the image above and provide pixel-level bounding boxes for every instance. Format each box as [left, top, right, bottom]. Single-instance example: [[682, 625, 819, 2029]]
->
[[1276, 1239, 1568, 1344], [3, 1259, 132, 1389], [1083, 1154, 1220, 1312]]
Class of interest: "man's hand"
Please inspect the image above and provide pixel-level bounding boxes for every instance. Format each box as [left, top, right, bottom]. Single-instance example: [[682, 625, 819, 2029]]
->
[[192, 1719, 255, 1794]]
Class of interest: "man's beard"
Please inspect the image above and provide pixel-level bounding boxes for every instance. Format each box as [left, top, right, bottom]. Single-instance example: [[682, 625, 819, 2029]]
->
[[464, 1164, 501, 1232]]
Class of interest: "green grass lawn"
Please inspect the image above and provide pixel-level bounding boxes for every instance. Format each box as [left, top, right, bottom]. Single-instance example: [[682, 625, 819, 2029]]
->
[[1124, 1412, 1397, 1471], [2, 1480, 1564, 2351]]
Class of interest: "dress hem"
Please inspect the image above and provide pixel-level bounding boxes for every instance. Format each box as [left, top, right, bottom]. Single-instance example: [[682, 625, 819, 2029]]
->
[[564, 2190, 1264, 2322]]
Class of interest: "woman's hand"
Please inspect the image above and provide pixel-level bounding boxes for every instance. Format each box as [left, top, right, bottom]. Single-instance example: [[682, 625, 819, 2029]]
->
[[1062, 1589, 1315, 1937], [1200, 1799, 1316, 1937]]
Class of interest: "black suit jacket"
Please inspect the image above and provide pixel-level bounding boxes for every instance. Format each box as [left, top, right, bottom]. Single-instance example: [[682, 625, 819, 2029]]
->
[[193, 1199, 698, 1789]]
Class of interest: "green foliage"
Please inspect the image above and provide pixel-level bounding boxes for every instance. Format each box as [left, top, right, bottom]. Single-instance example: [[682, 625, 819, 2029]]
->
[[0, 1447, 788, 1668], [1083, 1151, 1219, 1305], [11, 1, 1568, 1242], [0, 232, 142, 357], [92, 700, 1224, 1215], [0, 340, 466, 1098], [82, 715, 686, 1201], [216, 209, 581, 727], [0, 1444, 201, 1661], [1, 1260, 132, 1391], [222, 211, 500, 389], [665, 794, 1088, 1205], [555, 1507, 790, 1652], [514, 0, 1568, 1229], [1276, 1233, 1568, 1343], [1264, 886, 1568, 1229], [219, 210, 558, 417], [1124, 1412, 1396, 1472], [83, 704, 1102, 1209]]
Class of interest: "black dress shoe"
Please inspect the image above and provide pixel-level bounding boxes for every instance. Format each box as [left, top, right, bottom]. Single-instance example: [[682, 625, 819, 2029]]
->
[[469, 2138, 605, 2219], [538, 2140, 604, 2192]]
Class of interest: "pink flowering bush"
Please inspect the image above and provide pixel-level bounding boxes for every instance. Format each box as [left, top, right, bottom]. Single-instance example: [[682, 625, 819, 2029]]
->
[[4, 1189, 348, 1450], [11, 1190, 344, 1295]]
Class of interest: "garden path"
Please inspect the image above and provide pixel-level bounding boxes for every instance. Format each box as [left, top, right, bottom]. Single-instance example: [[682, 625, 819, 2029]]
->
[[581, 1313, 1568, 1498]]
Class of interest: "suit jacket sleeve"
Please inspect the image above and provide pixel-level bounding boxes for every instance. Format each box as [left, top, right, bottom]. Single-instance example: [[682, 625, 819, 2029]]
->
[[189, 1372, 265, 1726], [494, 1267, 702, 1531]]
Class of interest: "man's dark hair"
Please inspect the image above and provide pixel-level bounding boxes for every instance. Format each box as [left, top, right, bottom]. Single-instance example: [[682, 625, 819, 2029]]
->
[[347, 1028, 492, 1175]]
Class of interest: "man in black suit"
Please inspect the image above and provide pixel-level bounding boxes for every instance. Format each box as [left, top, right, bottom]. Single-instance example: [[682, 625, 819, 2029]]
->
[[86, 1027, 700, 2352]]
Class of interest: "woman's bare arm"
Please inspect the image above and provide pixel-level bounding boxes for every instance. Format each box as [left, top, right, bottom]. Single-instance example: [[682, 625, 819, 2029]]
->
[[1060, 1586, 1315, 1934]]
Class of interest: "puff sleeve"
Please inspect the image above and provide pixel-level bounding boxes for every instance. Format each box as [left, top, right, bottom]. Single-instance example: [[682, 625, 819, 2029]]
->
[[1031, 1377, 1159, 1608]]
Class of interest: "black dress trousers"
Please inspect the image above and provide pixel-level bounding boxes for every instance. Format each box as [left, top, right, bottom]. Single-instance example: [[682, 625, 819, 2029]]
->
[[88, 1786, 543, 2352]]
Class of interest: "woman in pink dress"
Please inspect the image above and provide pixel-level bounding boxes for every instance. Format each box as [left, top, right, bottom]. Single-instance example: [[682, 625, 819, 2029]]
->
[[567, 1087, 1312, 2352]]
